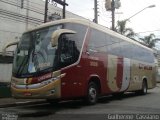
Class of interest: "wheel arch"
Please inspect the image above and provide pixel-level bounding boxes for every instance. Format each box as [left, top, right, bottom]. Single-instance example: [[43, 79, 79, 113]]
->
[[142, 76, 148, 87], [87, 75, 101, 94]]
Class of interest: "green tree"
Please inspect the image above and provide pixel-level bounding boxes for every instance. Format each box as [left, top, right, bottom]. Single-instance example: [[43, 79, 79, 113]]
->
[[140, 34, 157, 48], [115, 20, 135, 38]]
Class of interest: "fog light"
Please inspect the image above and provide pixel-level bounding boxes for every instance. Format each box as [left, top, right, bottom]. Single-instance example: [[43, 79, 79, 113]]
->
[[50, 89, 55, 94]]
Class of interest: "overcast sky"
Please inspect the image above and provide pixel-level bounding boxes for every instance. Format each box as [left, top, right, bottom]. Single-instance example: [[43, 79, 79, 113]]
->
[[65, 0, 160, 39]]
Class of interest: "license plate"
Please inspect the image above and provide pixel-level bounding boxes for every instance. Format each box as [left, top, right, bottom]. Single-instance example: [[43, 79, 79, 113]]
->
[[24, 92, 32, 96]]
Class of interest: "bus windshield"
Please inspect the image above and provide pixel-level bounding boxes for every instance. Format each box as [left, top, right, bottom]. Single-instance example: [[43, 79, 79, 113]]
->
[[13, 23, 87, 77]]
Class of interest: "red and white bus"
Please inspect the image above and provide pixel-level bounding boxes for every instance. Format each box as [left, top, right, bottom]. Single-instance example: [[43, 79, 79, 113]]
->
[[9, 18, 156, 104]]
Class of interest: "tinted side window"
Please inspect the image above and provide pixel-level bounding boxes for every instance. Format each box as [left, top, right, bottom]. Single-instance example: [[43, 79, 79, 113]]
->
[[57, 23, 87, 68], [120, 42, 133, 58], [58, 34, 80, 67], [88, 29, 106, 52], [147, 51, 155, 63], [106, 36, 122, 56], [88, 28, 154, 63], [132, 45, 154, 63], [64, 23, 87, 52]]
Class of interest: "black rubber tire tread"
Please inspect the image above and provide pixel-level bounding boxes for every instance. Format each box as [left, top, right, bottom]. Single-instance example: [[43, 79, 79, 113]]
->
[[86, 82, 98, 105]]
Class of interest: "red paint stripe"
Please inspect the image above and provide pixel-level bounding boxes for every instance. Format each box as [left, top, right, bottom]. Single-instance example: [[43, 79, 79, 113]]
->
[[26, 73, 52, 84], [116, 57, 123, 89]]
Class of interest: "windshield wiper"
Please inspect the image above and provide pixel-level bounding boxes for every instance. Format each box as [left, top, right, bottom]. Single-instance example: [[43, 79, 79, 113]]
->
[[16, 53, 30, 76], [36, 67, 54, 76]]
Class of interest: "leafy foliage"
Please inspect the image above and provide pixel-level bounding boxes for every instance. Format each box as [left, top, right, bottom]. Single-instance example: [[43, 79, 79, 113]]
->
[[115, 20, 136, 38], [140, 34, 157, 48]]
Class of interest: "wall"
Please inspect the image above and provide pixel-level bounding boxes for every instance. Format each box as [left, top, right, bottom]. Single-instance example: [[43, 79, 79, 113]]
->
[[0, 0, 85, 83], [0, 0, 85, 52], [0, 64, 12, 83]]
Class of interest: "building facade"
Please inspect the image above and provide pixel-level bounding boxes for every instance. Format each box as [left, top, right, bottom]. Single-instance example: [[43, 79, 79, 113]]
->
[[0, 0, 85, 84], [0, 0, 84, 52]]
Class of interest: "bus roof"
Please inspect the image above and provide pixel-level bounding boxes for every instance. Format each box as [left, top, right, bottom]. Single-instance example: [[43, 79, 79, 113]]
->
[[25, 18, 153, 52]]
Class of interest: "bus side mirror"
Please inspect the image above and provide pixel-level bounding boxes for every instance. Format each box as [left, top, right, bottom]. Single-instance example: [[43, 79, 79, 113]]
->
[[51, 29, 76, 47], [2, 41, 19, 56]]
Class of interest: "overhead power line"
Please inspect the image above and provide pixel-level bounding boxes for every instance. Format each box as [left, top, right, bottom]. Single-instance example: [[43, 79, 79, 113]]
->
[[0, 0, 44, 15], [0, 29, 22, 34], [0, 8, 43, 24], [0, 0, 62, 15], [136, 29, 160, 34]]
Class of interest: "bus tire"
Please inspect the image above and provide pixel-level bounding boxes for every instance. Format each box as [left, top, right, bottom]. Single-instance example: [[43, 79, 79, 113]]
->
[[136, 80, 148, 95], [86, 82, 98, 105]]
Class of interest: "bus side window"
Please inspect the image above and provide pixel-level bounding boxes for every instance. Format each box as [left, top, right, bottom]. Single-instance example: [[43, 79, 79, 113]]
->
[[59, 34, 79, 67], [106, 35, 121, 56], [88, 29, 106, 53], [120, 41, 133, 59]]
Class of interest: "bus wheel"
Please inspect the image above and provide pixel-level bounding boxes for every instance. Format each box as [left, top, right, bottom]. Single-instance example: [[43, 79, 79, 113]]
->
[[136, 80, 148, 95], [141, 80, 148, 95], [86, 82, 98, 105]]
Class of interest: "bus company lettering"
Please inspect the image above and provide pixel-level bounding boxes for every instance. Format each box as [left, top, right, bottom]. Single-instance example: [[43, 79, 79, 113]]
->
[[37, 73, 52, 82], [89, 56, 99, 61], [90, 61, 98, 67], [139, 64, 152, 70]]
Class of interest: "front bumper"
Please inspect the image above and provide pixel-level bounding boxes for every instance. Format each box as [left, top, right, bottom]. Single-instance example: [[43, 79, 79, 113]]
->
[[11, 78, 61, 99]]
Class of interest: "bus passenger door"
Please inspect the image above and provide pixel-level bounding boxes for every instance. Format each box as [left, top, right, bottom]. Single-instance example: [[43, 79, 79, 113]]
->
[[61, 65, 84, 98], [60, 39, 84, 98]]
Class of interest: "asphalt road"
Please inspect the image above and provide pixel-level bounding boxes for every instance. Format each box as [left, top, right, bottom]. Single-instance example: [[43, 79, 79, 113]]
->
[[1, 84, 160, 120]]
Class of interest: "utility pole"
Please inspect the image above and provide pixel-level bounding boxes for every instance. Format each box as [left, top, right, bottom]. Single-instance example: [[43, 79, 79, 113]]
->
[[52, 0, 68, 19], [94, 0, 98, 23], [111, 0, 115, 31], [105, 0, 121, 31], [25, 0, 29, 30], [44, 0, 48, 23], [62, 0, 66, 19], [20, 0, 24, 8], [44, 0, 68, 22]]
